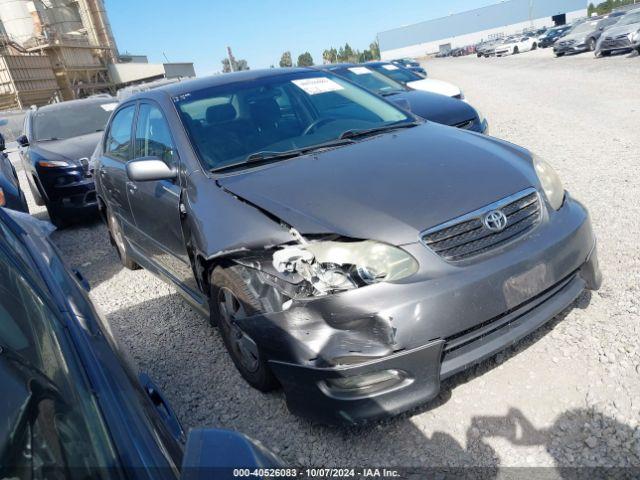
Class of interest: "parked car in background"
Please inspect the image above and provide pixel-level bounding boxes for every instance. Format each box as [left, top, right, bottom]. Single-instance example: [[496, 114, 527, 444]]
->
[[553, 18, 603, 56], [595, 8, 640, 57], [495, 35, 538, 56], [0, 126, 28, 213], [95, 68, 600, 425], [391, 58, 427, 76], [538, 25, 573, 48], [0, 207, 282, 479], [17, 97, 119, 227], [318, 64, 488, 133], [476, 39, 501, 57], [366, 61, 464, 98]]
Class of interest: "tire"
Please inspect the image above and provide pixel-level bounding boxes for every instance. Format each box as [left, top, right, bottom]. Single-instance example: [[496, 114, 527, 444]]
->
[[588, 38, 596, 52], [106, 208, 140, 270], [532, 42, 538, 50], [46, 203, 68, 229], [555, 52, 565, 57], [210, 266, 278, 392], [596, 50, 611, 58], [513, 46, 519, 54]]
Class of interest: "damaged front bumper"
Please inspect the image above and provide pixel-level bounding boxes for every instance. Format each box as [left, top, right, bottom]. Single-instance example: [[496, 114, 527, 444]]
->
[[233, 196, 601, 425]]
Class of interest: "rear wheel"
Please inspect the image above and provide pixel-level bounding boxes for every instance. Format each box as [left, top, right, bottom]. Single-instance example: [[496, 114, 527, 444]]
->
[[532, 42, 538, 50], [210, 266, 278, 392], [513, 46, 519, 54], [588, 38, 597, 51], [107, 208, 139, 270]]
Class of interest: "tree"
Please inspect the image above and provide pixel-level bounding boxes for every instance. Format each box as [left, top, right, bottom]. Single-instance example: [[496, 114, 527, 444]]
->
[[279, 51, 293, 68], [221, 57, 250, 73], [322, 47, 337, 64], [297, 51, 314, 67], [343, 43, 354, 61], [369, 40, 380, 60]]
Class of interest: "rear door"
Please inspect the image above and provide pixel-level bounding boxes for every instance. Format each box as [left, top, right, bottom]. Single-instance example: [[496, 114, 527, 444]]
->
[[99, 104, 136, 234], [127, 102, 194, 289]]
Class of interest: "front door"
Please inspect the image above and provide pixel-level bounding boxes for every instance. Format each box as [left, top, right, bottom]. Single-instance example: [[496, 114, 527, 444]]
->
[[100, 104, 137, 235], [127, 102, 195, 290]]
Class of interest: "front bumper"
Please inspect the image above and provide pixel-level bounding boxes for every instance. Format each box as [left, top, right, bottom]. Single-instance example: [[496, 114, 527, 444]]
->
[[37, 166, 98, 215], [554, 43, 588, 55], [236, 196, 601, 425], [598, 36, 637, 52]]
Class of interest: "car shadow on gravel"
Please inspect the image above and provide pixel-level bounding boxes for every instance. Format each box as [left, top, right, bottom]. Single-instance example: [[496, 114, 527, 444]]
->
[[469, 407, 639, 471], [46, 215, 125, 289]]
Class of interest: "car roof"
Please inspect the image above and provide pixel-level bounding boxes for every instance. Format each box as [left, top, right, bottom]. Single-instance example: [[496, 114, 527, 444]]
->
[[315, 63, 357, 70], [35, 96, 116, 113], [133, 68, 315, 101]]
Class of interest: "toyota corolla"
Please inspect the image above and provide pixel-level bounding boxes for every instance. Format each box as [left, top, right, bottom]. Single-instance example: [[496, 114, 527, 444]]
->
[[93, 69, 601, 425]]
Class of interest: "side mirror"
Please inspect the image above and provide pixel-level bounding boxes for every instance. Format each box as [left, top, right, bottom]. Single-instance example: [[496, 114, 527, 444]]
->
[[126, 157, 176, 182], [17, 135, 29, 147], [181, 429, 284, 480]]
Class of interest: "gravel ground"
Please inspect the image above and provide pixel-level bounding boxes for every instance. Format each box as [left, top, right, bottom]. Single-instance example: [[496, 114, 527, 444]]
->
[[7, 46, 640, 474]]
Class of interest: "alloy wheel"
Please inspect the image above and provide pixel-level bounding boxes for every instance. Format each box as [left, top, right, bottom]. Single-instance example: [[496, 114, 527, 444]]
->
[[218, 287, 260, 373]]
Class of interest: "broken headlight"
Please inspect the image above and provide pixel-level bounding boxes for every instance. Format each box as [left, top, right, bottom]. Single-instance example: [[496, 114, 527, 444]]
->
[[272, 240, 419, 295]]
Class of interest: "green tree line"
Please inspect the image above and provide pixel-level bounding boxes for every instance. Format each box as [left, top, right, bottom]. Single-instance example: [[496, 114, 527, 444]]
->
[[588, 0, 639, 16], [278, 40, 380, 68]]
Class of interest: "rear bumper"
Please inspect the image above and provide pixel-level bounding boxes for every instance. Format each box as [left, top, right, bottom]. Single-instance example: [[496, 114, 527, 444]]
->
[[236, 196, 600, 425]]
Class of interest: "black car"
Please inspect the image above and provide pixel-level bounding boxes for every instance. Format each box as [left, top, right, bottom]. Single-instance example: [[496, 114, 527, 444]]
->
[[538, 25, 573, 48], [0, 208, 282, 479], [94, 68, 599, 425], [0, 128, 29, 213], [17, 97, 119, 227], [318, 64, 487, 134]]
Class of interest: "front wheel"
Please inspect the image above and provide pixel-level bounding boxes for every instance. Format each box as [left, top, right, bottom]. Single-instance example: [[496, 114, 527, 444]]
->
[[555, 51, 565, 57], [532, 42, 538, 50], [513, 46, 519, 54], [46, 204, 68, 229], [588, 38, 597, 51], [210, 266, 278, 392]]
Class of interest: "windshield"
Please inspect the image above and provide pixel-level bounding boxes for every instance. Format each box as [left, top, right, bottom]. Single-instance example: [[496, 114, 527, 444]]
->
[[571, 22, 596, 34], [367, 63, 420, 83], [334, 66, 406, 96], [34, 99, 118, 141], [175, 71, 412, 171], [618, 11, 640, 26]]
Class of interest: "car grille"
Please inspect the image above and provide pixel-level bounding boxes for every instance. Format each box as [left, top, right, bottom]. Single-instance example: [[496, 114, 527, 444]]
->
[[601, 36, 631, 49], [421, 188, 542, 261]]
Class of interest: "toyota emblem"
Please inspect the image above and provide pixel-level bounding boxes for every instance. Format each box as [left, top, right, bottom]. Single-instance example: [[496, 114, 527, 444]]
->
[[483, 210, 508, 232]]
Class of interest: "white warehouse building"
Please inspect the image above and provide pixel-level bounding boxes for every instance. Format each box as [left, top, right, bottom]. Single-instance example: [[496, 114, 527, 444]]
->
[[378, 0, 588, 59]]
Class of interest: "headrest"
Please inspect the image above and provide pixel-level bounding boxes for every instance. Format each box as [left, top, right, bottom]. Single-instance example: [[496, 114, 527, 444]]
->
[[249, 97, 281, 124], [206, 103, 237, 124]]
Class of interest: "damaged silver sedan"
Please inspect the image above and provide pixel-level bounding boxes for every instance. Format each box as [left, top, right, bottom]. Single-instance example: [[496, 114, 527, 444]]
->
[[94, 69, 601, 425]]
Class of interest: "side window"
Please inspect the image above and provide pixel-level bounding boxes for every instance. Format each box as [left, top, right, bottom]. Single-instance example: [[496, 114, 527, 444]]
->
[[0, 246, 115, 476], [105, 105, 135, 162], [134, 103, 176, 165]]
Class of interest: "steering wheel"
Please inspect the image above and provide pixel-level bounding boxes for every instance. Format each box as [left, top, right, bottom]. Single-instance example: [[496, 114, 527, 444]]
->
[[302, 118, 336, 136]]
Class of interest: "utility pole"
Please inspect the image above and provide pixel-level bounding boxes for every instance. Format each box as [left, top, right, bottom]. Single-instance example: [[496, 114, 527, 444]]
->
[[226, 46, 235, 72]]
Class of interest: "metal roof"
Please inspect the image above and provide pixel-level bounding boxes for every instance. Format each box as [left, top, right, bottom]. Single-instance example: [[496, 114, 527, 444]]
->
[[378, 0, 587, 51]]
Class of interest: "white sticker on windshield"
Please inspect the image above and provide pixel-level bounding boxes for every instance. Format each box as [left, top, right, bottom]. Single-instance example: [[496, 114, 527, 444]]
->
[[291, 77, 344, 95], [383, 64, 400, 70], [348, 66, 371, 75], [101, 103, 118, 112]]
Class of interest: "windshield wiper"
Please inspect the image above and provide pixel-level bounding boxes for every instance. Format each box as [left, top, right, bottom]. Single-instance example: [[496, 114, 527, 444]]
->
[[211, 138, 355, 173], [339, 121, 420, 140]]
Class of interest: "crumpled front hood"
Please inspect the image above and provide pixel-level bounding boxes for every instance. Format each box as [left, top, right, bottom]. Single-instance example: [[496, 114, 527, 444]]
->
[[218, 123, 539, 246], [32, 131, 102, 165], [390, 90, 478, 126]]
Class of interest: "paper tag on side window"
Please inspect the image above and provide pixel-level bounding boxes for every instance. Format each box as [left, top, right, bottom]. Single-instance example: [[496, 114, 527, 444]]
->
[[383, 64, 399, 70], [101, 103, 118, 112], [291, 77, 344, 95], [348, 67, 371, 75]]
